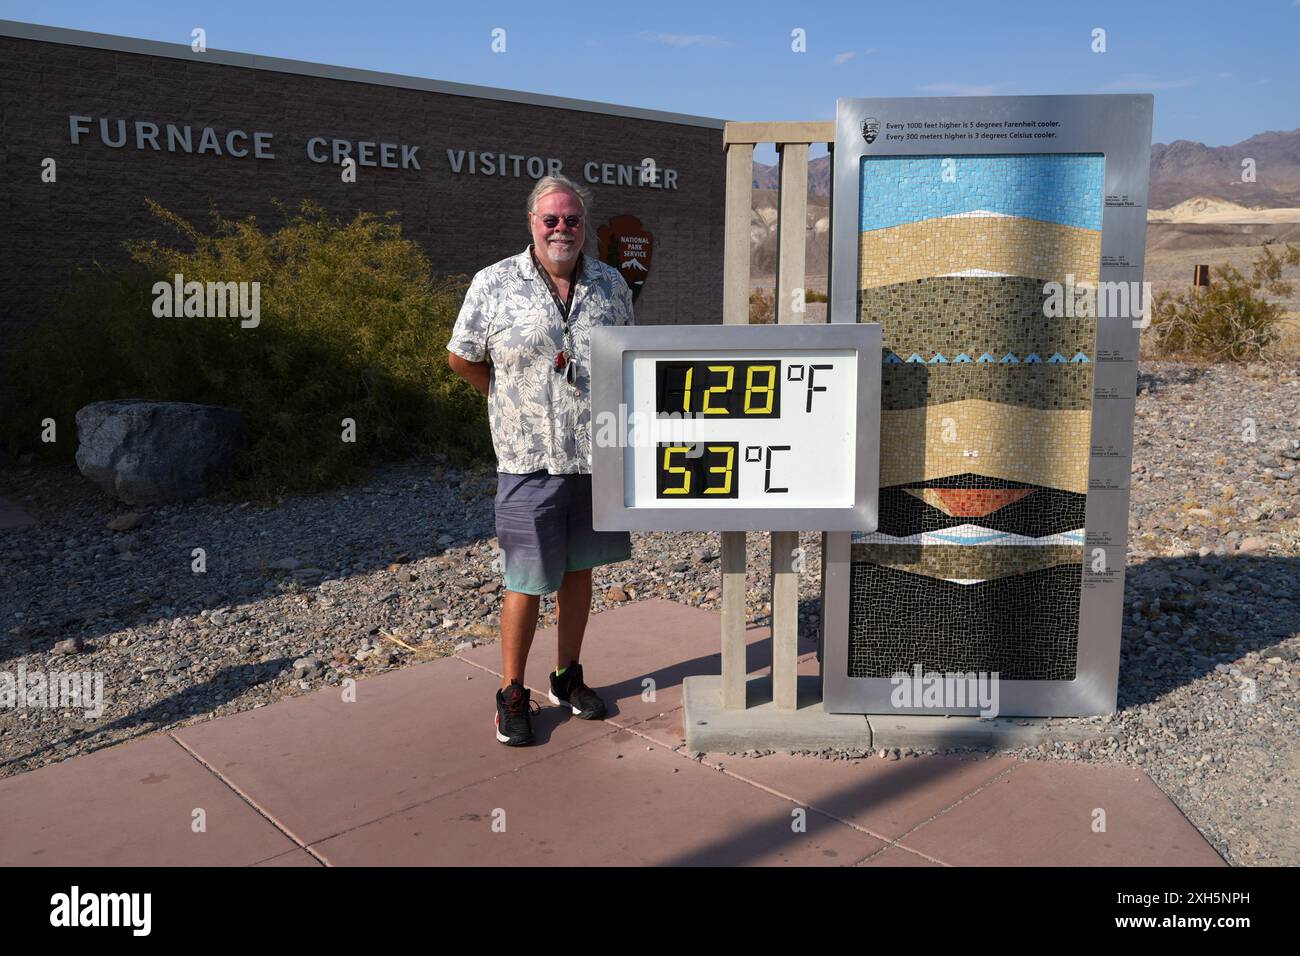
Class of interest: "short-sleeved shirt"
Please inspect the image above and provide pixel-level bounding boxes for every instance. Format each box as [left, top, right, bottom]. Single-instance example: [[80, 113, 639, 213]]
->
[[447, 245, 635, 475]]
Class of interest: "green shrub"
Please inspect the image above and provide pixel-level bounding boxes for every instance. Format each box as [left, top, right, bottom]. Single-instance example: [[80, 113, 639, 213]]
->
[[1149, 243, 1300, 362], [748, 288, 775, 324], [1, 199, 492, 497]]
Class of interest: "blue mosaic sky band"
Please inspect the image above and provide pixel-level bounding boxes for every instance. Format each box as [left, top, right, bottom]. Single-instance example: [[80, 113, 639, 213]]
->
[[858, 153, 1106, 232]]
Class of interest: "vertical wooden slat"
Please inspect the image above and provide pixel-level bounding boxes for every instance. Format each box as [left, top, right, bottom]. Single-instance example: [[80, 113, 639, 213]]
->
[[770, 529, 799, 709], [721, 530, 747, 710], [776, 142, 809, 326], [721, 138, 752, 709], [723, 143, 754, 327]]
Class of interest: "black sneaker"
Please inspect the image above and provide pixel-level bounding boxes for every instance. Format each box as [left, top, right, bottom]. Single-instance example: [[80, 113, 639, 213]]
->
[[495, 681, 540, 746], [548, 662, 607, 719]]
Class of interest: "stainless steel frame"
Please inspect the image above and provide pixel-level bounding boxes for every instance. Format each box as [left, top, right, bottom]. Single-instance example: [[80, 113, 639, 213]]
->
[[823, 94, 1153, 716], [590, 323, 881, 532]]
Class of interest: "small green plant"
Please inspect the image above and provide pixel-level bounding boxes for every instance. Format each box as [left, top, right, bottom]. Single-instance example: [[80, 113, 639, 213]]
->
[[1, 200, 492, 497], [1149, 243, 1300, 362], [748, 288, 775, 324]]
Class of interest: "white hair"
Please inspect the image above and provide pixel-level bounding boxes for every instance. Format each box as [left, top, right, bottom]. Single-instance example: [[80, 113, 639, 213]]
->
[[526, 174, 591, 218]]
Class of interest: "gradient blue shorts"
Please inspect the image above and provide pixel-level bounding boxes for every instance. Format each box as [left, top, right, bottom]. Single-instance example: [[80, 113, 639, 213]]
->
[[494, 471, 632, 596]]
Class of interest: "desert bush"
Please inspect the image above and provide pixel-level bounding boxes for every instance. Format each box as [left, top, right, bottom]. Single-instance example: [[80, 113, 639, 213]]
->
[[748, 288, 776, 324], [1148, 242, 1300, 362], [1, 199, 492, 497]]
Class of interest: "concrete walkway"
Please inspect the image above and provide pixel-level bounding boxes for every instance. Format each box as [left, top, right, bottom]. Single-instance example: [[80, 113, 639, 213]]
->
[[0, 599, 1224, 866]]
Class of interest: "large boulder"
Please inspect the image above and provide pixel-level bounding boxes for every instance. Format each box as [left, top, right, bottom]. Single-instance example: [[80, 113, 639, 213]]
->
[[75, 400, 245, 504]]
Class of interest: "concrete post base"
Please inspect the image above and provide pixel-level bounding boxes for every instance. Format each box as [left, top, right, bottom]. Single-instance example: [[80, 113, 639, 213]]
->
[[682, 675, 1105, 754]]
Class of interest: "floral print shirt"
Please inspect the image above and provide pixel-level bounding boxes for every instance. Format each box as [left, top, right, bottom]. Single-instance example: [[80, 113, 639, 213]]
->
[[447, 245, 634, 474]]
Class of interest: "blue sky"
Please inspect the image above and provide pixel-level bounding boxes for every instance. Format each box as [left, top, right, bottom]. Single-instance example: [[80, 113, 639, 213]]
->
[[4, 0, 1297, 162]]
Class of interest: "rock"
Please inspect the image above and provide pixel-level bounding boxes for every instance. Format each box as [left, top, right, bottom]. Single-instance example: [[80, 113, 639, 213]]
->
[[693, 547, 718, 562], [75, 400, 245, 505], [106, 512, 146, 532], [1237, 536, 1270, 554], [607, 585, 628, 602], [51, 637, 84, 655], [395, 569, 416, 584], [267, 558, 303, 571], [454, 641, 476, 652], [479, 580, 500, 594], [331, 648, 351, 666], [292, 656, 322, 679]]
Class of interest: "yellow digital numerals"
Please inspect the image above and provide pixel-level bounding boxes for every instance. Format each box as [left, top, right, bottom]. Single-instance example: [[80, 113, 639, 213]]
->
[[661, 445, 691, 495], [702, 365, 734, 415], [704, 444, 734, 494], [656, 442, 739, 499], [743, 364, 776, 415]]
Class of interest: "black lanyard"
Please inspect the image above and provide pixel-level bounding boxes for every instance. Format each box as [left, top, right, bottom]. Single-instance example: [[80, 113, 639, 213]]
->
[[531, 246, 581, 332]]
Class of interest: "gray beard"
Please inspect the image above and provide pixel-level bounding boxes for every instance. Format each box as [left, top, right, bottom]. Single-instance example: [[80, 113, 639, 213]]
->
[[547, 239, 578, 261]]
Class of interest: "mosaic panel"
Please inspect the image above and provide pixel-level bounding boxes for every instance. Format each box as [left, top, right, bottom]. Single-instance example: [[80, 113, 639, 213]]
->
[[881, 363, 1093, 410], [846, 563, 1082, 680], [858, 216, 1101, 289], [858, 154, 1106, 232], [864, 476, 1086, 538], [862, 276, 1094, 358], [879, 401, 1093, 493], [848, 544, 1084, 582], [850, 152, 1103, 681]]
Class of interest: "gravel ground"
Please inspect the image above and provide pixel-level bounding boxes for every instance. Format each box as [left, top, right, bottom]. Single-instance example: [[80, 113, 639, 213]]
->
[[2, 359, 1297, 865]]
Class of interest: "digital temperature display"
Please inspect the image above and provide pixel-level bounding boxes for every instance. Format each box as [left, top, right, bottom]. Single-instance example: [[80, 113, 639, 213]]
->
[[655, 361, 782, 418], [589, 324, 880, 532]]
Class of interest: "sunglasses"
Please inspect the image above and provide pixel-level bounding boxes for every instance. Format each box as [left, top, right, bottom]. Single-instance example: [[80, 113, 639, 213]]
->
[[532, 213, 584, 229]]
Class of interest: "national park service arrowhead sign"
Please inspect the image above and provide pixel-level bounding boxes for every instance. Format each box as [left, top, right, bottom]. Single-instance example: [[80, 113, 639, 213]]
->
[[598, 215, 653, 301]]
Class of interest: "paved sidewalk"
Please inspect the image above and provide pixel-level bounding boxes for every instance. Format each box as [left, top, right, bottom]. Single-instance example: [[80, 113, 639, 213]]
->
[[0, 599, 1224, 866]]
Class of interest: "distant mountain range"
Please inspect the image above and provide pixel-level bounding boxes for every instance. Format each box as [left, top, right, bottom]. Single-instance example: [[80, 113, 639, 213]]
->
[[752, 128, 1300, 209]]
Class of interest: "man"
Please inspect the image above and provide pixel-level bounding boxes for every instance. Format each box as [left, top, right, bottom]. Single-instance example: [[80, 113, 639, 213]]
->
[[447, 174, 634, 746]]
